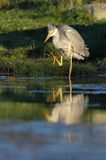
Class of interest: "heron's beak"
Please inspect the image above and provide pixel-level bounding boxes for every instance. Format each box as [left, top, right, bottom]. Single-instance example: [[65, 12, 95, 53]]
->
[[44, 30, 54, 43], [44, 33, 51, 43]]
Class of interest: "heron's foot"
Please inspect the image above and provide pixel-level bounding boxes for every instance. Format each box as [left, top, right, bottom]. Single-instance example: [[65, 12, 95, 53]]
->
[[58, 61, 62, 66], [50, 53, 57, 65], [50, 53, 63, 66], [47, 53, 63, 66]]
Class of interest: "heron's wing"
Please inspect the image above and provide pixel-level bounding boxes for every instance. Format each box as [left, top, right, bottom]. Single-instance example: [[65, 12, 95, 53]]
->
[[58, 25, 90, 57]]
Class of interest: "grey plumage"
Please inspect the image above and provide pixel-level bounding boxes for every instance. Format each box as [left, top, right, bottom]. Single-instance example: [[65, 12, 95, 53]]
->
[[47, 24, 89, 60], [44, 24, 90, 78]]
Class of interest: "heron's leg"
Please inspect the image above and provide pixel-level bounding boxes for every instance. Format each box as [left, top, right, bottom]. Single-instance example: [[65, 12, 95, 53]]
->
[[60, 55, 63, 66], [50, 53, 57, 65], [58, 87, 63, 102], [69, 78, 72, 103], [69, 53, 72, 80], [54, 55, 63, 66], [47, 87, 63, 102], [53, 56, 56, 65], [49, 53, 63, 66], [51, 88, 63, 102]]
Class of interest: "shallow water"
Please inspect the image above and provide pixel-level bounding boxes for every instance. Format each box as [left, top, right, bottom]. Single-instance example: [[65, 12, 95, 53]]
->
[[0, 76, 106, 160]]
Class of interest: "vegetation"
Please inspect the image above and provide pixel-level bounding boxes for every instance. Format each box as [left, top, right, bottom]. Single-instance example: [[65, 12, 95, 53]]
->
[[0, 0, 105, 76], [0, 75, 105, 120]]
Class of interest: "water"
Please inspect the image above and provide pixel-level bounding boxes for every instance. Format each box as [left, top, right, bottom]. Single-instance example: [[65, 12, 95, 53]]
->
[[0, 76, 106, 160]]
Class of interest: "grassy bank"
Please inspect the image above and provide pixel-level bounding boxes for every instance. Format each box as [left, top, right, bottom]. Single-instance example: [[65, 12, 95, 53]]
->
[[0, 0, 105, 76], [0, 57, 105, 76]]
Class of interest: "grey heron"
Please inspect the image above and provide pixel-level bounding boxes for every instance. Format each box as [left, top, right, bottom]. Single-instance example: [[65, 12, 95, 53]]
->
[[44, 24, 90, 79]]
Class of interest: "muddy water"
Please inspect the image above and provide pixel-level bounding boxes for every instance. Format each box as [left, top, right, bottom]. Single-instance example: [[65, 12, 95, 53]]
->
[[0, 76, 105, 160]]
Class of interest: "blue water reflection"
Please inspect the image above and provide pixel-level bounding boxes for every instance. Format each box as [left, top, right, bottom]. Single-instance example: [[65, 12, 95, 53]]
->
[[0, 76, 105, 160], [0, 122, 106, 160]]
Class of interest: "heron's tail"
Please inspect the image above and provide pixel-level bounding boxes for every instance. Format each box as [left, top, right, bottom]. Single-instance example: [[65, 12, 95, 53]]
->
[[72, 52, 84, 60]]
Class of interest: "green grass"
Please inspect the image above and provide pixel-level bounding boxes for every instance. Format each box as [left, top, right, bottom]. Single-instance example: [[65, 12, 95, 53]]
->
[[0, 0, 105, 76], [0, 55, 105, 76]]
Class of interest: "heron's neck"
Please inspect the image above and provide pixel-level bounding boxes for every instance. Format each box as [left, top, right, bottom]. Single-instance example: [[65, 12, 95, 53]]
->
[[53, 29, 60, 48]]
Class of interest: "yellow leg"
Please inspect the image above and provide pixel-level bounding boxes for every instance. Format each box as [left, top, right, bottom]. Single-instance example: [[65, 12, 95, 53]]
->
[[60, 56, 63, 66], [49, 53, 63, 66], [69, 78, 72, 103], [53, 54, 63, 66], [69, 53, 72, 80], [47, 87, 63, 103], [53, 56, 56, 65], [58, 87, 63, 102]]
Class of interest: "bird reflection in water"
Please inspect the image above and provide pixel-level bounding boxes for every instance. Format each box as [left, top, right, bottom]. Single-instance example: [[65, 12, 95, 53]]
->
[[45, 80, 89, 125]]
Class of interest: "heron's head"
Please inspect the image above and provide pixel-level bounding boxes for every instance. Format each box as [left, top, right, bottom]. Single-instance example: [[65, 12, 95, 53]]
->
[[44, 24, 57, 43]]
